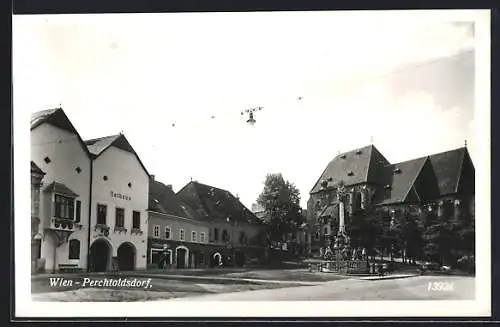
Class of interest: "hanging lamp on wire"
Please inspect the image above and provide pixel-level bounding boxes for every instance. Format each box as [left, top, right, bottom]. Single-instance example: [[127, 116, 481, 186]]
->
[[241, 106, 263, 126]]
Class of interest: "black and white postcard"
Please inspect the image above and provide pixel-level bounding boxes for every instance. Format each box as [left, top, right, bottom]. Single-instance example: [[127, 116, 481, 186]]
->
[[13, 9, 491, 318]]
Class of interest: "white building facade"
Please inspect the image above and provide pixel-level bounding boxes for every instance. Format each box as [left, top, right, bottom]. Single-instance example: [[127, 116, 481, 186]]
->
[[31, 109, 92, 272], [86, 134, 149, 271]]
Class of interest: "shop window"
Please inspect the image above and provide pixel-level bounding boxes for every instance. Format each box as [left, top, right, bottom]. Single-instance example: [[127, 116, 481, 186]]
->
[[151, 250, 161, 264], [55, 194, 75, 220], [68, 239, 80, 259]]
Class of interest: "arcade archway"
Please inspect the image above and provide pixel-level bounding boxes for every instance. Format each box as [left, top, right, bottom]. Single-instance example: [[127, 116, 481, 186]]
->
[[89, 238, 112, 272], [117, 242, 136, 271], [176, 246, 189, 268]]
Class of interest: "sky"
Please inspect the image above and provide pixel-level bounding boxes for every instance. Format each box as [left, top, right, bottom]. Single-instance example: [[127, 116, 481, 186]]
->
[[14, 11, 479, 209]]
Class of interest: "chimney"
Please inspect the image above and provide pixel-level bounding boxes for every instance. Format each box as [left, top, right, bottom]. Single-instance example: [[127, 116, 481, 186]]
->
[[151, 175, 155, 180], [166, 184, 173, 190]]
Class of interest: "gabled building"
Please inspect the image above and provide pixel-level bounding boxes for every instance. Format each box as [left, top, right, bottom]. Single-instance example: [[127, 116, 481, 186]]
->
[[31, 108, 92, 273], [31, 161, 46, 273], [147, 177, 211, 268], [307, 144, 475, 255], [177, 181, 267, 266], [84, 134, 150, 271], [31, 108, 151, 272]]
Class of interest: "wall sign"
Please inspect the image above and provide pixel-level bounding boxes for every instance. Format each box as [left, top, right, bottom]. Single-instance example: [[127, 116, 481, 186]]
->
[[110, 191, 132, 201]]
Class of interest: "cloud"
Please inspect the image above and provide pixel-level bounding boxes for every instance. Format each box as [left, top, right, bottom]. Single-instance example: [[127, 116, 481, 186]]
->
[[14, 13, 477, 208]]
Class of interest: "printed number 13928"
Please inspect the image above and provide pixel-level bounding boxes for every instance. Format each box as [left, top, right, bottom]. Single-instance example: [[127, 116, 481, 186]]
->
[[427, 281, 454, 291]]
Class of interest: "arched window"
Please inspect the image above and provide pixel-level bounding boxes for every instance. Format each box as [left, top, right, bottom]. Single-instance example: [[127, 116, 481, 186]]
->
[[68, 239, 80, 259]]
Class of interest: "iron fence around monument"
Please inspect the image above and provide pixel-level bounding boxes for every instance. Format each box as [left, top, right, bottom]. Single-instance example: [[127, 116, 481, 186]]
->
[[309, 259, 370, 274]]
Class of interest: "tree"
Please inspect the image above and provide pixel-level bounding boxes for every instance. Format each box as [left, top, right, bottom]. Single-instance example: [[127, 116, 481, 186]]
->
[[348, 207, 382, 260], [257, 173, 303, 244], [420, 205, 456, 265]]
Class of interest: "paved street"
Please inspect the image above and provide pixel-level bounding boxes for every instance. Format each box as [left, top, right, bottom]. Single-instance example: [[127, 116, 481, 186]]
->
[[31, 267, 474, 302], [164, 275, 475, 301]]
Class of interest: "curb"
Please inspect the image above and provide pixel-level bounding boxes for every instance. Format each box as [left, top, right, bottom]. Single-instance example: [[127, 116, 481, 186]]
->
[[125, 273, 320, 286], [355, 274, 419, 281]]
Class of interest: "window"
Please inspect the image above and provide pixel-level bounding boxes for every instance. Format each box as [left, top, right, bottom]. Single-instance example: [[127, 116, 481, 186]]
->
[[323, 227, 328, 235], [115, 208, 125, 228], [44, 156, 51, 164], [384, 185, 392, 200], [191, 231, 197, 242], [200, 232, 206, 243], [75, 200, 81, 223], [55, 194, 75, 220], [213, 228, 219, 241], [179, 229, 185, 241], [222, 229, 230, 242], [153, 225, 160, 238], [165, 226, 171, 239], [315, 231, 320, 240], [68, 239, 80, 259], [239, 231, 247, 244], [132, 211, 140, 229], [97, 204, 107, 225]]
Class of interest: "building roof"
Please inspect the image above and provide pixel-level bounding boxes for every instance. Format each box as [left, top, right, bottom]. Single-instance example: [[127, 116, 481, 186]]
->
[[84, 134, 150, 177], [30, 161, 45, 175], [31, 108, 91, 157], [148, 178, 201, 220], [310, 145, 390, 194], [43, 181, 79, 197], [428, 147, 468, 196], [310, 145, 474, 206], [377, 156, 428, 205], [176, 181, 262, 225]]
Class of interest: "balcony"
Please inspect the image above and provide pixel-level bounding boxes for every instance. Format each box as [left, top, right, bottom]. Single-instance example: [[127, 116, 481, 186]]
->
[[50, 217, 78, 231], [94, 224, 111, 237], [131, 227, 144, 236]]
